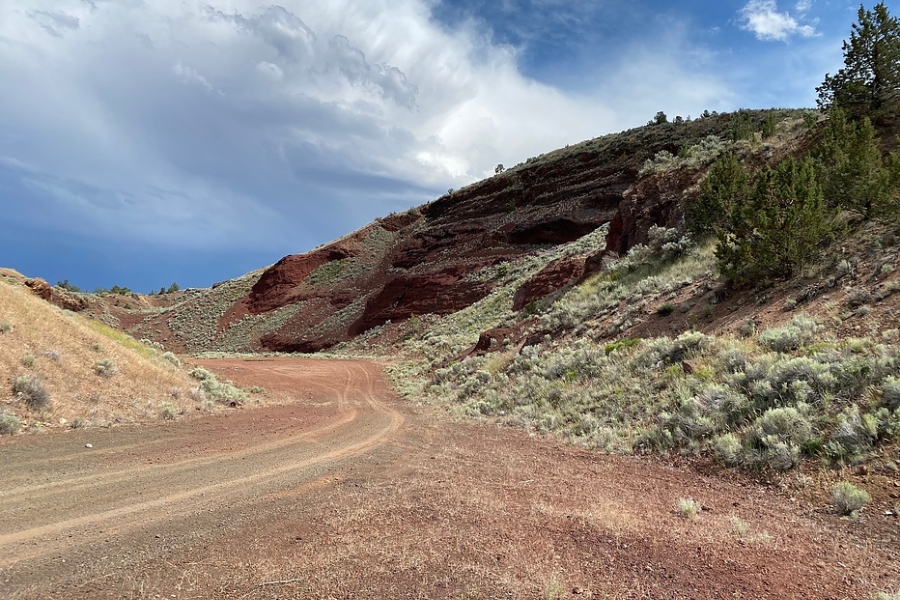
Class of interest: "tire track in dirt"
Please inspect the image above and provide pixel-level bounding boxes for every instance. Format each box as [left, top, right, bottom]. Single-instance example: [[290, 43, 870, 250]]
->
[[0, 359, 402, 569]]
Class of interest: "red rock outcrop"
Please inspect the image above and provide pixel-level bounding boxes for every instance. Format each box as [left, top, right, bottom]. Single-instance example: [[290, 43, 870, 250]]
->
[[50, 289, 89, 312], [513, 257, 586, 311], [24, 278, 52, 301], [247, 235, 367, 314], [131, 113, 781, 353], [356, 266, 495, 331]]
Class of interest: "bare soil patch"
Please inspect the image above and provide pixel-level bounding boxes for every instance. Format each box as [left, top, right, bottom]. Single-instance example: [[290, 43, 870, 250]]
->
[[0, 358, 896, 599]]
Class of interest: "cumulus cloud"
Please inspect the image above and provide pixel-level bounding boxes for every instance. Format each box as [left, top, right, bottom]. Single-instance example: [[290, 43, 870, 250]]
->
[[739, 0, 818, 41], [0, 0, 731, 257]]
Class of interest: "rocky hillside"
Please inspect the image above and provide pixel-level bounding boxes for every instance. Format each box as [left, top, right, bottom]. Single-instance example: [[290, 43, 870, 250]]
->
[[74, 109, 811, 354]]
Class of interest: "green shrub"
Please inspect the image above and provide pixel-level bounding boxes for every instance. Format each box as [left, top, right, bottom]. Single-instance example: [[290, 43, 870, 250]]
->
[[758, 315, 819, 352], [0, 410, 20, 435], [161, 402, 178, 421], [0, 322, 11, 334], [94, 358, 118, 377], [250, 386, 266, 394], [21, 353, 35, 368], [605, 338, 641, 355], [881, 377, 900, 410], [190, 367, 213, 381], [12, 375, 51, 411], [713, 433, 744, 467], [675, 497, 701, 520], [815, 107, 898, 219], [162, 352, 181, 367], [831, 481, 870, 515], [691, 153, 751, 238], [657, 303, 675, 316], [726, 158, 837, 283]]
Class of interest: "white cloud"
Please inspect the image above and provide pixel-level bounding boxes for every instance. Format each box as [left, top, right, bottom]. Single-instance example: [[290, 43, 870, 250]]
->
[[795, 0, 813, 15], [172, 63, 214, 91], [0, 0, 732, 252], [27, 9, 80, 37], [739, 0, 818, 41]]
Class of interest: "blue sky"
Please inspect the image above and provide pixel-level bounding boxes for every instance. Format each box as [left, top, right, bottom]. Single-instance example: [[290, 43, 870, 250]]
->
[[0, 0, 871, 292]]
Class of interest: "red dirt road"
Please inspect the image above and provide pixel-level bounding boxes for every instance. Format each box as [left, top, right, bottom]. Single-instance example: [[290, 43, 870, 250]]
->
[[0, 358, 896, 599]]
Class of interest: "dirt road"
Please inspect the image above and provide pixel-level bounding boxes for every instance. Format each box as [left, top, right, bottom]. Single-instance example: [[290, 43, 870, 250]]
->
[[1, 358, 896, 599]]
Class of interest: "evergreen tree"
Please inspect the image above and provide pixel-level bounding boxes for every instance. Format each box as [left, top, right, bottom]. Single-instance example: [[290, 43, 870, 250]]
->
[[816, 3, 900, 121], [688, 153, 750, 237], [691, 155, 838, 285], [716, 158, 837, 283], [814, 106, 894, 218]]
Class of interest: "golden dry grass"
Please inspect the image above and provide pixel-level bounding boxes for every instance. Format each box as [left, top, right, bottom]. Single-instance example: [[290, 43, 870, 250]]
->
[[0, 279, 205, 431]]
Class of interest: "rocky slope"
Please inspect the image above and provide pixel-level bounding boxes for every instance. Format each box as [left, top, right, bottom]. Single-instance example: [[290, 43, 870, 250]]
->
[[40, 110, 808, 354]]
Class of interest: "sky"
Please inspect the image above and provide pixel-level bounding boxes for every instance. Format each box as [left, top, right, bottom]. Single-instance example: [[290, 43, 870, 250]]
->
[[0, 0, 873, 292]]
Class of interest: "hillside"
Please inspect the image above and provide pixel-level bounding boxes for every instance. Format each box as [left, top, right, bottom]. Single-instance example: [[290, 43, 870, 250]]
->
[[82, 109, 811, 354], [0, 270, 255, 434], [22, 106, 900, 476]]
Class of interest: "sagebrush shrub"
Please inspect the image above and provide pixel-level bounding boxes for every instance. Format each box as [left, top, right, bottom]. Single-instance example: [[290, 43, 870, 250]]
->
[[0, 410, 20, 435], [94, 358, 118, 377], [675, 497, 701, 520], [162, 352, 181, 367], [831, 481, 870, 514], [881, 377, 900, 410], [190, 367, 213, 381], [713, 433, 743, 466], [758, 315, 820, 352], [829, 405, 877, 459], [12, 375, 51, 411], [161, 402, 178, 420]]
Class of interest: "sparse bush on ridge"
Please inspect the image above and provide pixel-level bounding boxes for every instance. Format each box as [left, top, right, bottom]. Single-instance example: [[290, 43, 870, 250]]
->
[[831, 481, 870, 515], [0, 410, 21, 435], [161, 402, 178, 420], [189, 367, 246, 405], [12, 375, 51, 411], [675, 497, 701, 520], [95, 358, 119, 378], [640, 135, 729, 176]]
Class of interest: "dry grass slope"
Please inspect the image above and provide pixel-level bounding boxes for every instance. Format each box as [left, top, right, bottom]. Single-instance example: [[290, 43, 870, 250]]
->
[[0, 278, 204, 432]]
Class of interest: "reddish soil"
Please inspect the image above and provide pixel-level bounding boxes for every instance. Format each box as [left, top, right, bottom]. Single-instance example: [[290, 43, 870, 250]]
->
[[1, 358, 897, 599]]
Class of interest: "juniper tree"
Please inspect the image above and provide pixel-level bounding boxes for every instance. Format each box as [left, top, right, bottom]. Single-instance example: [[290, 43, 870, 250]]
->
[[816, 3, 900, 121], [691, 155, 838, 284], [688, 152, 751, 238], [814, 106, 895, 219]]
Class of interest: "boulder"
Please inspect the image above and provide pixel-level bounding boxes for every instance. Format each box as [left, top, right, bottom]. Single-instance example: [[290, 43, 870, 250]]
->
[[24, 278, 51, 301]]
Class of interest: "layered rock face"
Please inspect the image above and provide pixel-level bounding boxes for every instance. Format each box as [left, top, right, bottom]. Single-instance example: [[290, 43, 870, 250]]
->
[[126, 112, 787, 352]]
